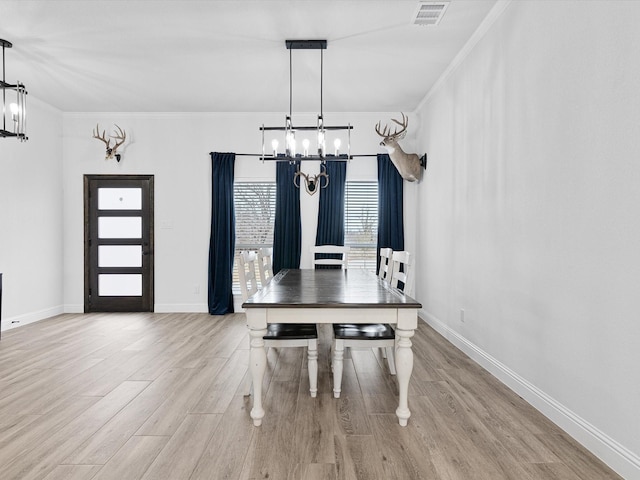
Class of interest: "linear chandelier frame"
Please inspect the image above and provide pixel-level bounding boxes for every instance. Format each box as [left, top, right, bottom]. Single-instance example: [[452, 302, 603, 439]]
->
[[259, 39, 352, 163]]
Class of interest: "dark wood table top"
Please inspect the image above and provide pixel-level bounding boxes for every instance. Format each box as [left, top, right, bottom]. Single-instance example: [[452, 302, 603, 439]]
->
[[242, 269, 422, 309]]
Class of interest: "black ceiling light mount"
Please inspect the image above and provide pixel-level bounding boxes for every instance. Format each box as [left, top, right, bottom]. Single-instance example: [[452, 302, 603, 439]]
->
[[0, 38, 28, 141], [285, 39, 327, 50]]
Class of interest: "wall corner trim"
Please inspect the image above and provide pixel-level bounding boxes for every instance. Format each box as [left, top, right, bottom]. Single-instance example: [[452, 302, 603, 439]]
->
[[415, 0, 513, 112]]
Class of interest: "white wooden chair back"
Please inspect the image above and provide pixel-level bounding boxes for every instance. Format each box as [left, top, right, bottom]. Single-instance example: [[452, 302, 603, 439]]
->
[[310, 245, 350, 269], [378, 247, 393, 281], [257, 247, 274, 287], [390, 250, 411, 295], [237, 250, 259, 301]]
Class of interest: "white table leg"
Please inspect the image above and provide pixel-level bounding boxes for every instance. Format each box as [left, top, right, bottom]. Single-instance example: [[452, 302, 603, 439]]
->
[[332, 338, 344, 398], [249, 327, 267, 426], [394, 327, 415, 426], [308, 339, 318, 398]]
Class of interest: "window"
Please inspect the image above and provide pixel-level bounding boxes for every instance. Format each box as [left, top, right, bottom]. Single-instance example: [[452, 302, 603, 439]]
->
[[344, 181, 378, 271], [233, 182, 276, 293]]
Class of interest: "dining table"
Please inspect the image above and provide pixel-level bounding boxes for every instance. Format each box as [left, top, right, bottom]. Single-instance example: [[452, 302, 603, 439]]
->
[[242, 268, 422, 427]]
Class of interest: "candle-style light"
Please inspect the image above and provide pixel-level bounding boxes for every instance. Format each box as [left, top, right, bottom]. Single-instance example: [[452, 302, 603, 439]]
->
[[334, 138, 341, 156]]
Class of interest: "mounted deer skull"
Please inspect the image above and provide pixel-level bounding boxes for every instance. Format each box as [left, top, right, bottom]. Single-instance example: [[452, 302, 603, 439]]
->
[[92, 124, 127, 162], [293, 163, 329, 195], [375, 113, 426, 182]]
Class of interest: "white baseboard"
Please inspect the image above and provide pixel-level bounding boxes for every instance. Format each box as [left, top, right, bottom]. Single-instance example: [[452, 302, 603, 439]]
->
[[419, 309, 640, 480], [64, 304, 84, 313], [154, 303, 209, 313], [1, 305, 64, 331]]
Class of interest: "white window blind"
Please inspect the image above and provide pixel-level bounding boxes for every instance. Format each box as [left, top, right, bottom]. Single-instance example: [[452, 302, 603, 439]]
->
[[233, 182, 276, 293], [344, 181, 378, 271]]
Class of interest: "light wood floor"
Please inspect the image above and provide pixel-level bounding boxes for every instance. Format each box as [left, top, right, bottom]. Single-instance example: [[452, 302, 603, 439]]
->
[[0, 313, 621, 480]]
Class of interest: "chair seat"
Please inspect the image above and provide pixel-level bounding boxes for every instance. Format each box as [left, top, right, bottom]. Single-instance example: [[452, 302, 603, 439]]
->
[[265, 323, 318, 340], [332, 323, 395, 340]]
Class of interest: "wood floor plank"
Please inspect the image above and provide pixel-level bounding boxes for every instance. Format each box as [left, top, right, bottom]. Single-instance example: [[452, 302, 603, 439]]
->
[[520, 462, 584, 480], [0, 396, 99, 462], [369, 413, 439, 480], [90, 435, 169, 480], [438, 368, 561, 464], [334, 433, 386, 480], [334, 359, 372, 436], [140, 414, 221, 480], [66, 367, 191, 465], [41, 465, 102, 480], [1, 381, 149, 480], [0, 413, 41, 444], [190, 349, 249, 414], [0, 359, 103, 414], [246, 361, 302, 479], [189, 394, 255, 480], [534, 433, 623, 480], [421, 378, 537, 480], [135, 358, 226, 436], [295, 463, 337, 480], [293, 393, 336, 465]]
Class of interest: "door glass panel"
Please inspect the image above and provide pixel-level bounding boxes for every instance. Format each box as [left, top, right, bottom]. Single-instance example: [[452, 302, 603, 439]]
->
[[98, 217, 142, 238], [98, 188, 142, 210], [99, 245, 142, 267], [99, 274, 142, 296]]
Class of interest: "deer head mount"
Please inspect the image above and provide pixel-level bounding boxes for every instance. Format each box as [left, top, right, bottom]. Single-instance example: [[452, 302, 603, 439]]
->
[[293, 164, 329, 195], [92, 124, 127, 162], [375, 113, 426, 182]]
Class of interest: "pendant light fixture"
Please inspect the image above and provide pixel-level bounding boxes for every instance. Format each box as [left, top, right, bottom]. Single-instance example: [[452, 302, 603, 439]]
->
[[0, 39, 28, 141], [260, 40, 352, 192]]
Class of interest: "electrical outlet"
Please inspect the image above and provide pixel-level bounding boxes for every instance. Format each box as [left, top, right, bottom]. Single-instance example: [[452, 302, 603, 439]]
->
[[460, 308, 465, 323]]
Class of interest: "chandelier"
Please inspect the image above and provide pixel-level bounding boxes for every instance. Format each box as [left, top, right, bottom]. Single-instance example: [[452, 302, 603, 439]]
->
[[0, 39, 28, 141], [260, 40, 352, 191]]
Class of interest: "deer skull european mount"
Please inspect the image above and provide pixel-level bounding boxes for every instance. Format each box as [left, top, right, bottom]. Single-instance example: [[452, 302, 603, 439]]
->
[[375, 113, 427, 182], [92, 124, 127, 162], [293, 163, 329, 195]]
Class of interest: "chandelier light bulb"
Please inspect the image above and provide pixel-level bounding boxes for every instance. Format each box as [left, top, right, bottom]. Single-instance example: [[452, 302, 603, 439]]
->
[[302, 138, 310, 157], [10, 103, 19, 116], [334, 138, 341, 156], [271, 138, 279, 156]]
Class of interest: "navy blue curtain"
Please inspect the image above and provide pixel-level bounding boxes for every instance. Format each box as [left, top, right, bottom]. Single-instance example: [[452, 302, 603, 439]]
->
[[208, 152, 235, 315], [315, 161, 347, 268], [272, 161, 302, 274], [377, 153, 404, 271]]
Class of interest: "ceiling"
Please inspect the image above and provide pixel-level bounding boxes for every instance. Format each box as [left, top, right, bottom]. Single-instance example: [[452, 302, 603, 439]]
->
[[0, 0, 497, 113]]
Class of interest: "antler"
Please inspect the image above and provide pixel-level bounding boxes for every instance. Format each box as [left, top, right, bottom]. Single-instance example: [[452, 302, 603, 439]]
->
[[293, 165, 329, 195], [92, 124, 127, 160], [375, 112, 408, 139], [110, 124, 126, 152], [92, 124, 112, 149]]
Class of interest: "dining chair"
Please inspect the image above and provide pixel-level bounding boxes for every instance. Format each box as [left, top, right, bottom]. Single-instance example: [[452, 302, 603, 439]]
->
[[331, 251, 412, 398], [378, 247, 393, 281], [389, 250, 412, 295], [237, 250, 319, 397], [310, 245, 350, 269], [257, 247, 274, 287]]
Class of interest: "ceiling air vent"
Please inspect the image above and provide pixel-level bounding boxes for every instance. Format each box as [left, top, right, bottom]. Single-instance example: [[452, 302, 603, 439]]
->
[[412, 1, 450, 26]]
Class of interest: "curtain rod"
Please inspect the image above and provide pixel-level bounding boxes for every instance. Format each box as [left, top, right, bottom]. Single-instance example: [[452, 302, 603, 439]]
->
[[212, 153, 380, 158]]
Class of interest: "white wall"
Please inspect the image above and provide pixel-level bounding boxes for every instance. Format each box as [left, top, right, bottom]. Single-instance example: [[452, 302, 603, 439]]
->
[[0, 97, 64, 329], [62, 112, 415, 312], [415, 1, 640, 477]]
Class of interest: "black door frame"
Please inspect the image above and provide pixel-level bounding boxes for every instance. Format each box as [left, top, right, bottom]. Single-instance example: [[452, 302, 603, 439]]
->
[[84, 174, 154, 312]]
